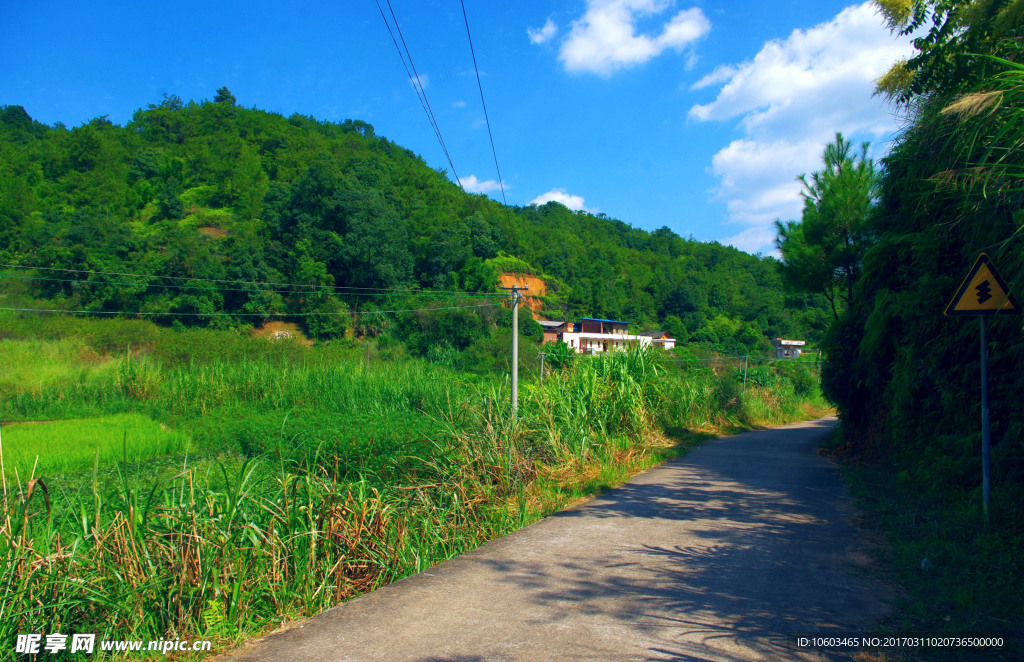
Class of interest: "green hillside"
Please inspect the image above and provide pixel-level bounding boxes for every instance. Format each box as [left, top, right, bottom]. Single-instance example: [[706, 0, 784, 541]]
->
[[0, 92, 825, 352]]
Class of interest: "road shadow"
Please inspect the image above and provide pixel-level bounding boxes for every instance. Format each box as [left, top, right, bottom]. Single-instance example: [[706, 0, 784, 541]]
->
[[476, 418, 887, 660]]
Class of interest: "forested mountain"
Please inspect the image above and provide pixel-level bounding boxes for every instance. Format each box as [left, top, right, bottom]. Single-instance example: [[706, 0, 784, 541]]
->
[[0, 93, 825, 350]]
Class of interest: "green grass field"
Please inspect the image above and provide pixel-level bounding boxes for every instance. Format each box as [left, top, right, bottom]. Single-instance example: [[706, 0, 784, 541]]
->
[[1, 413, 191, 480], [0, 314, 830, 658]]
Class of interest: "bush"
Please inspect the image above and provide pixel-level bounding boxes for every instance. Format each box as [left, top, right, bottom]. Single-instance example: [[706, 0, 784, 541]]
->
[[486, 252, 534, 275], [400, 306, 488, 356], [543, 341, 576, 371], [302, 297, 350, 340]]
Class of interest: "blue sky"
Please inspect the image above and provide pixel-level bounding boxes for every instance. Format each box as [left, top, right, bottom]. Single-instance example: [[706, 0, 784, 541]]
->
[[1, 1, 914, 256]]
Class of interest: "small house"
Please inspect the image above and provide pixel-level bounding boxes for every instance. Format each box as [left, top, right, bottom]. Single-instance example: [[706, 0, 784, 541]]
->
[[638, 331, 676, 350], [772, 337, 806, 359], [538, 320, 573, 344]]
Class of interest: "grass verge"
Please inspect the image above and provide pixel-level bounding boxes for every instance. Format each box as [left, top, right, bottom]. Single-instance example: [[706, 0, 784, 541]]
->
[[826, 430, 1024, 662]]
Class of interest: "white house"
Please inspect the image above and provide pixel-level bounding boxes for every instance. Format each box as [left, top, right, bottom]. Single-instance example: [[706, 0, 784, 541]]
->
[[771, 337, 806, 358], [542, 318, 675, 354], [638, 331, 676, 350]]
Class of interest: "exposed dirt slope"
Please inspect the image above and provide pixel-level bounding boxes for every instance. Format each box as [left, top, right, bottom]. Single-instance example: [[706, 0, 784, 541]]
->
[[497, 272, 547, 319]]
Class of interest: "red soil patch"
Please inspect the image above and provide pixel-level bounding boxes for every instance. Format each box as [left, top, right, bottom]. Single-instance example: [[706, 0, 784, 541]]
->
[[254, 321, 313, 346], [498, 273, 547, 318]]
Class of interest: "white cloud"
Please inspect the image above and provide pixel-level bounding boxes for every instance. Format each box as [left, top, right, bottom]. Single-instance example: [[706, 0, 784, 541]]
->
[[528, 17, 558, 45], [460, 175, 507, 195], [530, 189, 590, 212], [721, 226, 781, 257], [409, 74, 429, 91], [690, 1, 915, 254], [452, 99, 467, 108], [692, 64, 737, 90], [558, 1, 710, 75]]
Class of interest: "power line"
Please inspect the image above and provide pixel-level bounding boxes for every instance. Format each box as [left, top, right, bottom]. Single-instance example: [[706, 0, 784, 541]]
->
[[0, 302, 502, 318], [459, 0, 516, 247], [659, 356, 816, 365], [0, 273, 504, 299], [374, 0, 463, 189], [374, 0, 448, 170], [460, 0, 509, 211], [0, 263, 501, 298]]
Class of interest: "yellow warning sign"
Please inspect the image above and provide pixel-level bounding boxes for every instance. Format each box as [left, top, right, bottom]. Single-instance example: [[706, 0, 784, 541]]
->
[[945, 253, 1020, 316]]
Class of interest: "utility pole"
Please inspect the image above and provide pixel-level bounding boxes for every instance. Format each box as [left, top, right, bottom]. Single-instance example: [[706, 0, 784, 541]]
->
[[500, 284, 528, 422], [512, 286, 519, 422], [539, 352, 546, 387]]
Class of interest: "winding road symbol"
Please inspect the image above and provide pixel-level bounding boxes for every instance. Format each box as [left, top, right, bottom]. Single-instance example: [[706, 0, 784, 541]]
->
[[975, 280, 993, 305]]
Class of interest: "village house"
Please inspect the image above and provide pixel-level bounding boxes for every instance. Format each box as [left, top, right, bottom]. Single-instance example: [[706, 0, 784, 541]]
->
[[771, 337, 806, 358], [638, 330, 676, 350], [541, 318, 675, 354], [538, 320, 573, 344]]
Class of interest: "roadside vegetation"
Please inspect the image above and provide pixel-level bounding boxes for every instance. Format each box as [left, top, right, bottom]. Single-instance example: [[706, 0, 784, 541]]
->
[[834, 456, 1022, 661], [0, 313, 827, 657], [777, 2, 1023, 658]]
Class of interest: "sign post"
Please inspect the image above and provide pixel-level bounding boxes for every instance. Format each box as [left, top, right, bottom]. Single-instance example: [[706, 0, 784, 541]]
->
[[944, 253, 1020, 520], [980, 315, 990, 519]]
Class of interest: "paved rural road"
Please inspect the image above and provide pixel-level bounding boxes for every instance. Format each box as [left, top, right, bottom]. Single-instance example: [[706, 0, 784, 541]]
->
[[224, 417, 891, 662]]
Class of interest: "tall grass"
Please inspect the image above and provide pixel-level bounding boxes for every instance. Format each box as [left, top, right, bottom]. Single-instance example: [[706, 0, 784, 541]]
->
[[0, 340, 828, 656], [0, 461, 403, 650], [3, 345, 466, 428], [0, 337, 113, 394], [160, 357, 455, 417]]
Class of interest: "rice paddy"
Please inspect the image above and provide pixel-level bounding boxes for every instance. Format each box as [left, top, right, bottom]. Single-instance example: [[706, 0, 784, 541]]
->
[[0, 413, 191, 480]]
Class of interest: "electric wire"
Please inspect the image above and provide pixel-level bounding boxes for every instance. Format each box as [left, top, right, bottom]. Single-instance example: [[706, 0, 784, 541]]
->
[[0, 301, 503, 318], [373, 0, 450, 176], [0, 274, 505, 299], [459, 0, 510, 213], [660, 356, 806, 364], [458, 0, 516, 248], [0, 263, 502, 298], [374, 0, 463, 188]]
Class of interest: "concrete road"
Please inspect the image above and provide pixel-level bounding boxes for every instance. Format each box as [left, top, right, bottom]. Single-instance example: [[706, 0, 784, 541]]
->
[[224, 417, 891, 661]]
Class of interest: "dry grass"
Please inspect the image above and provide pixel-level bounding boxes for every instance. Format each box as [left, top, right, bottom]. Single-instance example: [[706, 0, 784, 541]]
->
[[940, 90, 1004, 118]]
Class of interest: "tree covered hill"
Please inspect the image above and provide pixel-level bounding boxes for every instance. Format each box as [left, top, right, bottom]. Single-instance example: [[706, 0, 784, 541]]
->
[[0, 92, 825, 349]]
